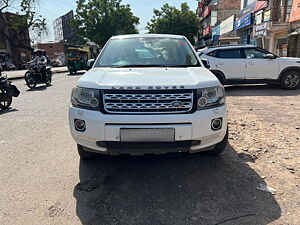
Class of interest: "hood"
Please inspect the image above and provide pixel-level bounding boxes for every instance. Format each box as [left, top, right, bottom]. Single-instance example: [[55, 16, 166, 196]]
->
[[77, 67, 219, 90], [279, 57, 300, 62]]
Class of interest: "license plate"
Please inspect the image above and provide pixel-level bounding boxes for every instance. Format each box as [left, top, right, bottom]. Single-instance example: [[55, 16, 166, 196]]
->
[[120, 128, 175, 142]]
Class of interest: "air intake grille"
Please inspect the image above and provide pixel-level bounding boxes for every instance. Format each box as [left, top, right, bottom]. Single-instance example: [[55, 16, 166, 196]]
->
[[102, 90, 194, 114]]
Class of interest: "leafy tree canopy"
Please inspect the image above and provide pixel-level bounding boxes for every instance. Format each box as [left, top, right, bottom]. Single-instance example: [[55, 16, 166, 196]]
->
[[147, 3, 198, 45], [0, 0, 46, 51], [73, 0, 139, 47]]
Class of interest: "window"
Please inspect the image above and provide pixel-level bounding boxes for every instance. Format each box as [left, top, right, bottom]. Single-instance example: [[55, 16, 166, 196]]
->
[[216, 49, 242, 59], [244, 48, 268, 59], [207, 50, 218, 57]]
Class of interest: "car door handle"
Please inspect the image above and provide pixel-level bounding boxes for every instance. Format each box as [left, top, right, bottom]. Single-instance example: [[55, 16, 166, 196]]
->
[[216, 63, 224, 66]]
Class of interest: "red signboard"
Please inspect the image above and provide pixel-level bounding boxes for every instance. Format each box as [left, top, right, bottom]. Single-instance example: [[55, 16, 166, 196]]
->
[[203, 25, 211, 36], [203, 6, 211, 18], [290, 0, 300, 22]]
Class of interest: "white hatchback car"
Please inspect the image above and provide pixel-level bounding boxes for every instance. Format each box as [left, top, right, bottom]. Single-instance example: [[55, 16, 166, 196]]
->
[[198, 45, 300, 89]]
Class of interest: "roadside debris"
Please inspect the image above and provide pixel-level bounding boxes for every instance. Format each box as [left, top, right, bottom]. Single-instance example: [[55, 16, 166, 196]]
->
[[257, 184, 276, 195]]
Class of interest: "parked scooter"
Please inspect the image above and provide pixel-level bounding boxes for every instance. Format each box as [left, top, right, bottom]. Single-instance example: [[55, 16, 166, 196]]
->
[[24, 63, 52, 89], [0, 70, 20, 110]]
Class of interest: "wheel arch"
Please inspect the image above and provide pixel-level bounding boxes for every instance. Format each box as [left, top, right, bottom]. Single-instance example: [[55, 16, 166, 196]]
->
[[278, 66, 300, 80], [210, 70, 226, 84]]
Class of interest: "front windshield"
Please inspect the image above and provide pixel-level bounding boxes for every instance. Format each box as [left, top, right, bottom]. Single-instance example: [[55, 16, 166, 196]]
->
[[67, 51, 78, 58], [95, 37, 200, 67]]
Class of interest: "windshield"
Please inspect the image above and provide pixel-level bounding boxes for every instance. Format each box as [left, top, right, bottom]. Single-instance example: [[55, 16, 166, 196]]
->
[[95, 37, 200, 67], [67, 51, 79, 58]]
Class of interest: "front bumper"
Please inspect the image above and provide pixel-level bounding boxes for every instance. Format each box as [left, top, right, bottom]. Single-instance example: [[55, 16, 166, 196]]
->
[[69, 105, 227, 155]]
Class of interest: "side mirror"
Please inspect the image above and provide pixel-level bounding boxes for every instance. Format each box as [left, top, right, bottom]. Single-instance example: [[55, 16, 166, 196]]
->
[[86, 59, 95, 70], [201, 59, 210, 69], [265, 54, 276, 59]]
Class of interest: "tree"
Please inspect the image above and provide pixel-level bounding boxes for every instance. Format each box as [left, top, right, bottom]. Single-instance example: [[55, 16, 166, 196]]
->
[[147, 3, 198, 45], [0, 0, 46, 51], [73, 0, 140, 48]]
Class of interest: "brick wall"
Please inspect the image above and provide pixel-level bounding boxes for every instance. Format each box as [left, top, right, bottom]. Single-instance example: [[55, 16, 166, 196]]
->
[[37, 42, 65, 60]]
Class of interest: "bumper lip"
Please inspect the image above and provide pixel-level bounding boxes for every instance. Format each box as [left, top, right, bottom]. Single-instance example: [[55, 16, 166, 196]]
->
[[69, 104, 227, 155]]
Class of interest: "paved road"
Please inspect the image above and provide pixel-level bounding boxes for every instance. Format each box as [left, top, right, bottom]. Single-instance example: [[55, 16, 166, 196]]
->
[[1, 73, 296, 225]]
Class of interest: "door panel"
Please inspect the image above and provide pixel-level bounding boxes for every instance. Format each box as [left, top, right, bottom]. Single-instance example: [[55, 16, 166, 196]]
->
[[243, 48, 279, 79], [213, 48, 246, 79]]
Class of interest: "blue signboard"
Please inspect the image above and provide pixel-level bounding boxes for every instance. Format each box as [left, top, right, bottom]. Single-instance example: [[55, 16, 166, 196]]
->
[[211, 25, 220, 42], [234, 13, 253, 30]]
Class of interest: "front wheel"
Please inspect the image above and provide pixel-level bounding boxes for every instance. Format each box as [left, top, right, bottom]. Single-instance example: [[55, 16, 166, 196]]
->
[[25, 72, 36, 89], [280, 71, 300, 90], [45, 71, 52, 86], [0, 89, 12, 110]]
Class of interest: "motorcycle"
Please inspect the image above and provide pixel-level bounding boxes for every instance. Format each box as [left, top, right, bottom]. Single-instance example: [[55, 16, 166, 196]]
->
[[0, 72, 20, 110], [25, 63, 52, 89]]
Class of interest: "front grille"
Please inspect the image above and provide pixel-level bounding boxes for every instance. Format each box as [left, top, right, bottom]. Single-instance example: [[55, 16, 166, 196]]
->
[[102, 90, 194, 114]]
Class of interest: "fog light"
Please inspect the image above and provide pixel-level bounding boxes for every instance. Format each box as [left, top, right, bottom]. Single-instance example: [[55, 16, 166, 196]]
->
[[75, 119, 86, 132], [211, 118, 222, 130]]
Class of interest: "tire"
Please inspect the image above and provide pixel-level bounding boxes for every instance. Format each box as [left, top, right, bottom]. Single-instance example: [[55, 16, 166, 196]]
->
[[280, 70, 300, 90], [206, 127, 228, 155], [212, 71, 226, 85], [25, 72, 36, 89], [0, 89, 12, 110], [45, 72, 52, 86], [77, 144, 96, 159]]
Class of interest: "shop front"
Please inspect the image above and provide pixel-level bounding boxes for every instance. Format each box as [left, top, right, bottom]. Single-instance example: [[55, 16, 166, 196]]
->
[[288, 0, 300, 57]]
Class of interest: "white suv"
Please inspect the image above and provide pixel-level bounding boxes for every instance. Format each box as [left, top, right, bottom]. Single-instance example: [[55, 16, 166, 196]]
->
[[198, 45, 300, 89], [69, 34, 228, 158]]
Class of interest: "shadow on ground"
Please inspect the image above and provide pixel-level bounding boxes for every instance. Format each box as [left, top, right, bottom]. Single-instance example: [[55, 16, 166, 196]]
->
[[26, 85, 51, 92], [68, 72, 85, 76], [73, 145, 281, 225], [0, 108, 18, 115], [225, 84, 300, 97]]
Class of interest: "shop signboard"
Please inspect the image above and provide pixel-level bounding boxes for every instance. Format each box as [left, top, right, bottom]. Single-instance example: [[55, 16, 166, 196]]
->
[[235, 13, 253, 30], [255, 22, 267, 37], [212, 25, 220, 42], [289, 0, 300, 22], [264, 10, 271, 22], [255, 11, 263, 24], [220, 15, 235, 35], [203, 25, 211, 36], [203, 6, 211, 18]]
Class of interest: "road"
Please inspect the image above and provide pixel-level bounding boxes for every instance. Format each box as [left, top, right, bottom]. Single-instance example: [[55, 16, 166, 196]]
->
[[0, 72, 299, 225]]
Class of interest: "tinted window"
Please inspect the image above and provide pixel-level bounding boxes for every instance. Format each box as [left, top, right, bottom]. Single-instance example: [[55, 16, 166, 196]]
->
[[244, 48, 268, 59], [217, 49, 242, 59], [96, 37, 200, 67], [207, 50, 218, 57]]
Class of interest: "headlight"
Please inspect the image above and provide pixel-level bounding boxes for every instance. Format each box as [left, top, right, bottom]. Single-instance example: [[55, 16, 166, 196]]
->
[[71, 87, 100, 110], [197, 86, 225, 110]]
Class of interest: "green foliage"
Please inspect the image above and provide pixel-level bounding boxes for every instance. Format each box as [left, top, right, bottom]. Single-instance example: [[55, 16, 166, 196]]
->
[[0, 0, 46, 51], [147, 3, 198, 45], [73, 0, 140, 47]]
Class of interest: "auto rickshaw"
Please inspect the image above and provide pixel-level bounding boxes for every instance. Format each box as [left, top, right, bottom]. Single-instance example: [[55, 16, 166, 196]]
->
[[66, 48, 91, 74]]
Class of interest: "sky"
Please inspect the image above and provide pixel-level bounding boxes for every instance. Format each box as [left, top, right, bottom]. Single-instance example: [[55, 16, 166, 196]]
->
[[8, 0, 198, 42]]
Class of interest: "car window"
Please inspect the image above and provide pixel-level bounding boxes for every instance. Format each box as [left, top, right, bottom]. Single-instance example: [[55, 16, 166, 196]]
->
[[216, 49, 242, 59], [244, 48, 267, 59], [96, 37, 200, 67], [207, 50, 218, 57]]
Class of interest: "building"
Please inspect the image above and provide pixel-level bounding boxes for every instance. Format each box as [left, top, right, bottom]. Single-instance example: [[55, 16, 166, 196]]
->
[[234, 0, 268, 46], [53, 10, 75, 44], [288, 0, 300, 57], [0, 12, 31, 68], [196, 0, 241, 47]]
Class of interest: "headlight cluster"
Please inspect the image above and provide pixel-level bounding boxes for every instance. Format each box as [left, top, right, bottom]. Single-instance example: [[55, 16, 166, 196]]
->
[[197, 86, 225, 110], [71, 87, 100, 110]]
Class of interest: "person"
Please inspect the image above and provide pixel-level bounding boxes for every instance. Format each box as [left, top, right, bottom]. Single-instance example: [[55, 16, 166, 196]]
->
[[30, 49, 47, 79], [41, 49, 50, 66]]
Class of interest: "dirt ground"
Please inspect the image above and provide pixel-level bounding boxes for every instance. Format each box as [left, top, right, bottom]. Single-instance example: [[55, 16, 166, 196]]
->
[[0, 75, 299, 225], [225, 84, 300, 224]]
